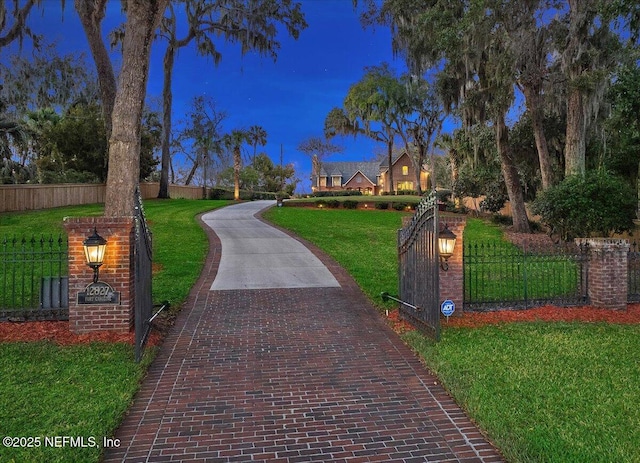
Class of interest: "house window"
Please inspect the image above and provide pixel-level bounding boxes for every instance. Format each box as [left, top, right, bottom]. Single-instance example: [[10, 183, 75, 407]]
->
[[332, 176, 342, 187], [356, 175, 362, 184], [319, 176, 327, 187], [397, 181, 413, 191], [402, 166, 409, 176]]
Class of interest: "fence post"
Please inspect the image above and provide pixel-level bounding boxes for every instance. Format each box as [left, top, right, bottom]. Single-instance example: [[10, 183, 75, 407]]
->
[[439, 214, 466, 314], [64, 217, 136, 334], [579, 238, 629, 310]]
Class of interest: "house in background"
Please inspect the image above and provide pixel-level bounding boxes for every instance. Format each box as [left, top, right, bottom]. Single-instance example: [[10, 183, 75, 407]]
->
[[311, 151, 430, 195]]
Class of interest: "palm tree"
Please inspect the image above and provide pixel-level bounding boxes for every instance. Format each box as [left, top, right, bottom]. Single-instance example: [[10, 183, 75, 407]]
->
[[223, 130, 249, 201], [247, 125, 268, 164]]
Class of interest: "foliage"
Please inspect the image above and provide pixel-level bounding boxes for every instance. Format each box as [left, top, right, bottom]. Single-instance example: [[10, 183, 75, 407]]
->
[[532, 170, 636, 240], [603, 64, 640, 184], [342, 200, 359, 209], [311, 190, 363, 197]]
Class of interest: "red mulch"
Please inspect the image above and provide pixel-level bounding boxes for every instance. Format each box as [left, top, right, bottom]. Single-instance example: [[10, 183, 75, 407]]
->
[[387, 304, 640, 333], [0, 321, 162, 346]]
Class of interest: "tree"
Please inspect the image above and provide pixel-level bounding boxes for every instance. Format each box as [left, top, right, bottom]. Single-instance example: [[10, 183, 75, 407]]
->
[[156, 0, 307, 199], [223, 129, 249, 200], [0, 0, 39, 50], [296, 136, 344, 191], [247, 125, 268, 164], [556, 0, 625, 177], [377, 0, 532, 231], [178, 95, 226, 187]]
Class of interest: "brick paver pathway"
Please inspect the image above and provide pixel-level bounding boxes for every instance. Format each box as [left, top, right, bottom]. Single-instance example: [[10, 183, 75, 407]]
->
[[103, 210, 504, 463]]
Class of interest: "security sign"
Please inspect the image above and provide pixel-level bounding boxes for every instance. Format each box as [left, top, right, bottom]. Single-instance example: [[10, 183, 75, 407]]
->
[[441, 299, 455, 317]]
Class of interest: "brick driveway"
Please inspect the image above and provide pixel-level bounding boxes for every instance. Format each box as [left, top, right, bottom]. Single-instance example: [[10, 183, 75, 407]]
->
[[103, 210, 503, 463]]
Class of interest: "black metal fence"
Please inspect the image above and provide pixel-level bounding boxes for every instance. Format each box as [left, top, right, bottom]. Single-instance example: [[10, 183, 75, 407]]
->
[[397, 191, 440, 339], [464, 240, 589, 311], [0, 235, 69, 320]]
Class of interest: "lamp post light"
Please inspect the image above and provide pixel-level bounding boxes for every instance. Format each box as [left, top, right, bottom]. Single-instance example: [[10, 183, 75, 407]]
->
[[83, 228, 107, 283], [438, 224, 457, 271]]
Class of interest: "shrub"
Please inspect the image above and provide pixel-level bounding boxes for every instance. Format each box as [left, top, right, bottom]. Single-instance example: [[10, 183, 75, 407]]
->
[[392, 202, 409, 211], [531, 170, 636, 240], [375, 202, 389, 210], [311, 190, 363, 197], [326, 199, 340, 208], [342, 200, 359, 209]]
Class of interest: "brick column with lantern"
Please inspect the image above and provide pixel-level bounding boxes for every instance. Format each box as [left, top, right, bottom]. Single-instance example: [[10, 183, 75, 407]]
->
[[64, 217, 135, 334], [438, 214, 466, 315]]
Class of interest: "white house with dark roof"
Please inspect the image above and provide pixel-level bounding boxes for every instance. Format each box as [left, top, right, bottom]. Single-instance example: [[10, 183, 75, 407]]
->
[[311, 151, 429, 195]]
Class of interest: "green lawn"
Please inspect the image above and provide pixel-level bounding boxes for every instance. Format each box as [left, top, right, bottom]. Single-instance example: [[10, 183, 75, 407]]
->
[[265, 207, 640, 463], [0, 198, 229, 463]]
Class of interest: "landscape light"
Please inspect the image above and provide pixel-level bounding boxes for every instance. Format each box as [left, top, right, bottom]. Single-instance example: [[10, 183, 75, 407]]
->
[[438, 224, 457, 271], [83, 228, 107, 283]]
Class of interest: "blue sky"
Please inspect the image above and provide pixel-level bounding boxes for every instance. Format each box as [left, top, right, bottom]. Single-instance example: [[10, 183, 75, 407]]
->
[[18, 0, 409, 192]]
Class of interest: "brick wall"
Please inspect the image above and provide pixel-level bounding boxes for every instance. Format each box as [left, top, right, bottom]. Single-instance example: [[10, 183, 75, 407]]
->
[[64, 217, 135, 334], [438, 214, 466, 314]]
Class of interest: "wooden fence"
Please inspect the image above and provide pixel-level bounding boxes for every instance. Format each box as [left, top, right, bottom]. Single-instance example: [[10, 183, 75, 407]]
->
[[0, 183, 205, 213]]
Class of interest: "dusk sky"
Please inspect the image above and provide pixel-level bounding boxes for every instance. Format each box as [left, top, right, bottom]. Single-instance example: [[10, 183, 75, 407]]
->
[[15, 0, 414, 192]]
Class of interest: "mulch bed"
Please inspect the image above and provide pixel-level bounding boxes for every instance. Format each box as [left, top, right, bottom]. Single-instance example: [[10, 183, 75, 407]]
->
[[0, 321, 162, 346], [387, 304, 640, 334]]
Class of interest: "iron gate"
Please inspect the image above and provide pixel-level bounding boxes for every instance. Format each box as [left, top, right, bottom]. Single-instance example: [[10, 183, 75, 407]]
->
[[134, 187, 154, 362], [397, 191, 440, 340]]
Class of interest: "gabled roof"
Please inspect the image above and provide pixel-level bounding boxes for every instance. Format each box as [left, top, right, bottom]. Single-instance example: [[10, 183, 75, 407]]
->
[[318, 161, 380, 185], [344, 169, 376, 186]]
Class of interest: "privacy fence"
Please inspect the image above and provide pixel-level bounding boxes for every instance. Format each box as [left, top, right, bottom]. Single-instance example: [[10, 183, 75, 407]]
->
[[0, 182, 205, 213]]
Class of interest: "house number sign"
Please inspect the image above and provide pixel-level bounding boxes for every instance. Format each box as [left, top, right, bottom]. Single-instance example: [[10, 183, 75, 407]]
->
[[77, 281, 120, 305]]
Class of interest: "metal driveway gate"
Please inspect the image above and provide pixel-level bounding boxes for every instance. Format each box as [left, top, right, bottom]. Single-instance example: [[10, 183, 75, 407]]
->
[[397, 191, 440, 340], [134, 187, 154, 362]]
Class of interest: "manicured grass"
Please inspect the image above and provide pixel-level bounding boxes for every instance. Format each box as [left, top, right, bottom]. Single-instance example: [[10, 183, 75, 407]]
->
[[0, 198, 229, 463], [264, 207, 408, 308], [0, 342, 150, 463], [264, 208, 640, 463], [404, 324, 640, 463]]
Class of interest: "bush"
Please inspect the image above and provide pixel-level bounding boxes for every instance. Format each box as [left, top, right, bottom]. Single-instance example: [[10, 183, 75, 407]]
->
[[342, 200, 359, 209], [392, 202, 409, 211], [375, 202, 389, 210], [311, 190, 363, 197], [531, 170, 636, 240]]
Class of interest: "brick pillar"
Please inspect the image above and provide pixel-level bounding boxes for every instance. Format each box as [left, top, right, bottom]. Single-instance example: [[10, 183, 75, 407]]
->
[[581, 238, 629, 310], [64, 217, 135, 334], [439, 214, 466, 314]]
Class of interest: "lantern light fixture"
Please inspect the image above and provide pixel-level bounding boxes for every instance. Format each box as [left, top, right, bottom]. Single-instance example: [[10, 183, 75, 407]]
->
[[438, 224, 457, 271], [83, 228, 107, 283]]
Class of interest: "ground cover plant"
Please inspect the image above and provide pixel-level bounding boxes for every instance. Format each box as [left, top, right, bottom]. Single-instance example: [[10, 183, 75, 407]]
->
[[0, 198, 229, 463], [265, 207, 640, 463]]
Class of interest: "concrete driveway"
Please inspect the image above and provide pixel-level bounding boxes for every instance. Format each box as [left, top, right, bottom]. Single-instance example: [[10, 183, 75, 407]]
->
[[201, 200, 340, 290]]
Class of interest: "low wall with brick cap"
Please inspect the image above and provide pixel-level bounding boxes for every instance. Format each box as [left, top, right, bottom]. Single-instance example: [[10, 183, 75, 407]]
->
[[64, 217, 135, 334], [579, 238, 630, 310], [439, 214, 466, 314]]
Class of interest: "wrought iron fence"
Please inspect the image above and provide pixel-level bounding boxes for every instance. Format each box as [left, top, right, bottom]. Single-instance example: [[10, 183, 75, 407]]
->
[[628, 241, 640, 302], [464, 240, 589, 311], [0, 235, 69, 320]]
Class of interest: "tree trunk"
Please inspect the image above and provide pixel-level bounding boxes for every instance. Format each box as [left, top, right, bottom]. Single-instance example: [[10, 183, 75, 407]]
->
[[496, 114, 530, 233], [104, 0, 169, 217], [0, 0, 36, 48], [387, 140, 394, 194], [74, 0, 116, 143], [184, 157, 199, 186], [234, 146, 241, 200], [158, 44, 175, 199], [565, 88, 586, 177], [522, 85, 554, 189]]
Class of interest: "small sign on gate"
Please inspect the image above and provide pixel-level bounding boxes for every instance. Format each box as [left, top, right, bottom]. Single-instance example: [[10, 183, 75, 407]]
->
[[77, 281, 120, 305], [441, 299, 455, 317]]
